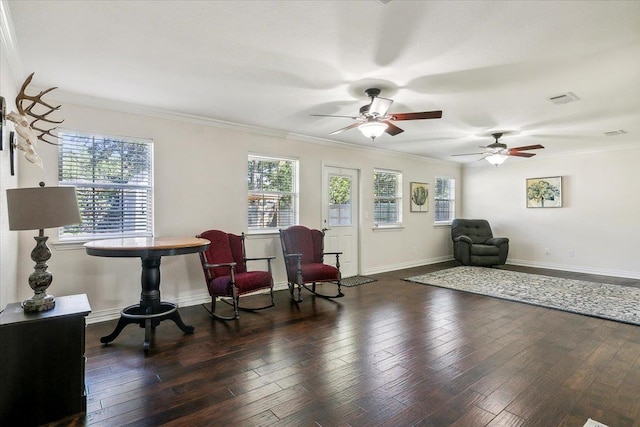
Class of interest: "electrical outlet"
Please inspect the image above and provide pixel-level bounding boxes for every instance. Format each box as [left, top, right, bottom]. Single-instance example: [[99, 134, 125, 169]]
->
[[544, 248, 550, 255], [569, 249, 575, 257]]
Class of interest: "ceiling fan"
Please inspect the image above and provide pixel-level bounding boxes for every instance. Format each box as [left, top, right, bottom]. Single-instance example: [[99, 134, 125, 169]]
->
[[312, 88, 442, 141], [452, 132, 544, 165]]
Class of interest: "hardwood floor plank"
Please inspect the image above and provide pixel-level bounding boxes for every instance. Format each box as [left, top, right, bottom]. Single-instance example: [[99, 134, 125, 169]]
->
[[57, 262, 640, 426]]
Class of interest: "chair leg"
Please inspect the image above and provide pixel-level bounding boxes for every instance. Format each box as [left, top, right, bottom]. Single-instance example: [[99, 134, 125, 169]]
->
[[233, 296, 240, 319], [336, 280, 344, 298], [286, 281, 303, 303]]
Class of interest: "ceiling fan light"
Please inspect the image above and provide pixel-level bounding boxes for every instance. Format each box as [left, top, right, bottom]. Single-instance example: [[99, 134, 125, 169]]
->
[[486, 154, 508, 165], [358, 121, 388, 139]]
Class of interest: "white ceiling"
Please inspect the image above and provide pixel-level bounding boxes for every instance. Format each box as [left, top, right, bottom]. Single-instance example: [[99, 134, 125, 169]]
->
[[4, 0, 640, 163]]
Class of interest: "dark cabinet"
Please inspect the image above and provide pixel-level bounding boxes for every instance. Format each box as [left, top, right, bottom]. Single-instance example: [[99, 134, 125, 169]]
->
[[0, 294, 91, 426]]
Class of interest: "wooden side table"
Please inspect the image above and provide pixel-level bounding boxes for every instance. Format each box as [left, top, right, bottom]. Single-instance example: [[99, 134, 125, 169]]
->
[[0, 294, 91, 426], [84, 237, 210, 352]]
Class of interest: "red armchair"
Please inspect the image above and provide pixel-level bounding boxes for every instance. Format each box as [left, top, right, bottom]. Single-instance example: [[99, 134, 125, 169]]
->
[[196, 230, 275, 320], [279, 225, 344, 302]]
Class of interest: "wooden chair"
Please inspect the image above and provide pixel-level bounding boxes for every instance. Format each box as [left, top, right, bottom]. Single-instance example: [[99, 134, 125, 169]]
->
[[196, 229, 275, 320], [279, 225, 344, 302]]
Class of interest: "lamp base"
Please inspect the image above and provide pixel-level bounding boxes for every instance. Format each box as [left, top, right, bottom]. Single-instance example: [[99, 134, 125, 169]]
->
[[22, 293, 55, 312], [23, 233, 56, 313]]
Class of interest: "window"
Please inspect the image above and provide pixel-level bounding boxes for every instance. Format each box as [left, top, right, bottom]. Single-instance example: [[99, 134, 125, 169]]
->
[[58, 131, 153, 240], [373, 169, 402, 227], [328, 175, 352, 226], [248, 154, 298, 231], [435, 177, 455, 224]]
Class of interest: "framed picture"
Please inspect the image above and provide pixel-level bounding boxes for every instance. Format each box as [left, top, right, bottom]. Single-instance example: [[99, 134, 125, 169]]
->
[[526, 176, 562, 208], [410, 182, 429, 212]]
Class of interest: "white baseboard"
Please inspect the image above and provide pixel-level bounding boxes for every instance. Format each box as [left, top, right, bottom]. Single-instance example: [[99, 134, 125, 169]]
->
[[87, 257, 636, 324], [363, 256, 454, 276], [507, 258, 640, 280], [86, 282, 291, 325]]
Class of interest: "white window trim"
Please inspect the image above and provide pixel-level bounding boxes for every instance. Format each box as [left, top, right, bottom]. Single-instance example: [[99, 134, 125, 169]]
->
[[56, 129, 154, 246], [373, 168, 403, 228], [247, 153, 299, 234], [434, 176, 455, 226]]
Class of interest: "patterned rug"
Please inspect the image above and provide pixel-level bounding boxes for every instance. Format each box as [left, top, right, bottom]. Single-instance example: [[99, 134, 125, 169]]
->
[[405, 266, 640, 326], [584, 419, 609, 427], [341, 275, 377, 287]]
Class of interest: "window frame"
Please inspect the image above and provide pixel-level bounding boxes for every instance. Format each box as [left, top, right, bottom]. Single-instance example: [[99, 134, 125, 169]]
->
[[247, 153, 299, 234], [434, 176, 456, 225], [373, 168, 403, 229], [57, 130, 154, 242]]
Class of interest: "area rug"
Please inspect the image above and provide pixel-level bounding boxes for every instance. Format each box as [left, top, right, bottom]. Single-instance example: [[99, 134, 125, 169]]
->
[[583, 419, 609, 427], [341, 275, 377, 287], [405, 266, 640, 326]]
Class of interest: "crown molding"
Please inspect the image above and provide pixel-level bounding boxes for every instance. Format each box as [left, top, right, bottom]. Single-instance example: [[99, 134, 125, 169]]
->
[[47, 88, 458, 167], [0, 0, 24, 85]]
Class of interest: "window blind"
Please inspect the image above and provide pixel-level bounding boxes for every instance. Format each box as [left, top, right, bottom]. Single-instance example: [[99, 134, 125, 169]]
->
[[374, 169, 402, 225], [435, 177, 455, 224], [247, 155, 298, 230], [58, 132, 153, 239]]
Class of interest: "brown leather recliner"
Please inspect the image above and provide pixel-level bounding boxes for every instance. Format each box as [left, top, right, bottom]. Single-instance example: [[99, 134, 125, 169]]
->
[[451, 219, 509, 266]]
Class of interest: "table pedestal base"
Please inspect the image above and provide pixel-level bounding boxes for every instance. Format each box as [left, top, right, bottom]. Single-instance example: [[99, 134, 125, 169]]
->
[[100, 302, 194, 352]]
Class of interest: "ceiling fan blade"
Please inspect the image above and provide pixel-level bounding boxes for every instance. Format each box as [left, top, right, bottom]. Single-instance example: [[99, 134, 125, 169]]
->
[[329, 122, 361, 135], [384, 121, 404, 136], [311, 114, 360, 120], [390, 110, 443, 121], [369, 97, 393, 117], [509, 144, 545, 151], [451, 152, 485, 157], [508, 151, 536, 158]]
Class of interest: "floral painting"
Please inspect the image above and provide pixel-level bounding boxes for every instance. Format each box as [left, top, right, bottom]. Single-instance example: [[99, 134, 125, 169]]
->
[[410, 182, 429, 212], [526, 176, 562, 208]]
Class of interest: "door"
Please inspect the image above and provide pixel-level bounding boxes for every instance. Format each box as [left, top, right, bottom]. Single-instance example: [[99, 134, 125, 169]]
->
[[322, 166, 359, 278]]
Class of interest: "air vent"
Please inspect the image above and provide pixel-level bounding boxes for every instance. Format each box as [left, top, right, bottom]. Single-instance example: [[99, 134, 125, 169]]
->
[[548, 92, 580, 105], [604, 130, 627, 136]]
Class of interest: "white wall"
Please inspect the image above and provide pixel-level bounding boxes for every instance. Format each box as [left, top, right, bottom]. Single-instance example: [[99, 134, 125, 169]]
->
[[0, 50, 19, 309], [12, 102, 461, 322], [461, 146, 640, 278]]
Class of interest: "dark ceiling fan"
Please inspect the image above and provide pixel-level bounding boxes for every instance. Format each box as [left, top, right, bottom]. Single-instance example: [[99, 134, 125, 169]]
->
[[311, 88, 442, 140], [452, 132, 544, 164]]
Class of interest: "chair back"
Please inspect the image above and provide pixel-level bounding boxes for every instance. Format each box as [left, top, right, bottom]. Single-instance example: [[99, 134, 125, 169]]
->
[[197, 230, 246, 279], [451, 219, 494, 244], [279, 225, 325, 264]]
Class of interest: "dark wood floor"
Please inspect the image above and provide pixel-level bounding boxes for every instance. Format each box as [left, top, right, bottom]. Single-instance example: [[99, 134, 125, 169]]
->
[[66, 262, 640, 426]]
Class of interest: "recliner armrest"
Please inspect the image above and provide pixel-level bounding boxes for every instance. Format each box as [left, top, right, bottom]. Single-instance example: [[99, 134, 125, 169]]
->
[[454, 235, 473, 244], [486, 237, 509, 246]]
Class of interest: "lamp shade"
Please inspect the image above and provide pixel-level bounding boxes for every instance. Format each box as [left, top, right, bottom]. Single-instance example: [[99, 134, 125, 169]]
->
[[7, 184, 81, 230], [358, 121, 388, 139]]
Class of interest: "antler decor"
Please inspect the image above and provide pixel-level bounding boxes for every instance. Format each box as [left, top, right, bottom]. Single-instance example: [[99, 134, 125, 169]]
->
[[5, 72, 64, 169]]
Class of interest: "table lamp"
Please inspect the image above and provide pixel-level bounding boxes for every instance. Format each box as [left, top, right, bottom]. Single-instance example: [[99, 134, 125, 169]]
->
[[6, 182, 81, 312]]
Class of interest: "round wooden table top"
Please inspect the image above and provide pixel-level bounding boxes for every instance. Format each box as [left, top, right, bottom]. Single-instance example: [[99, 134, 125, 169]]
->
[[84, 237, 210, 258]]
